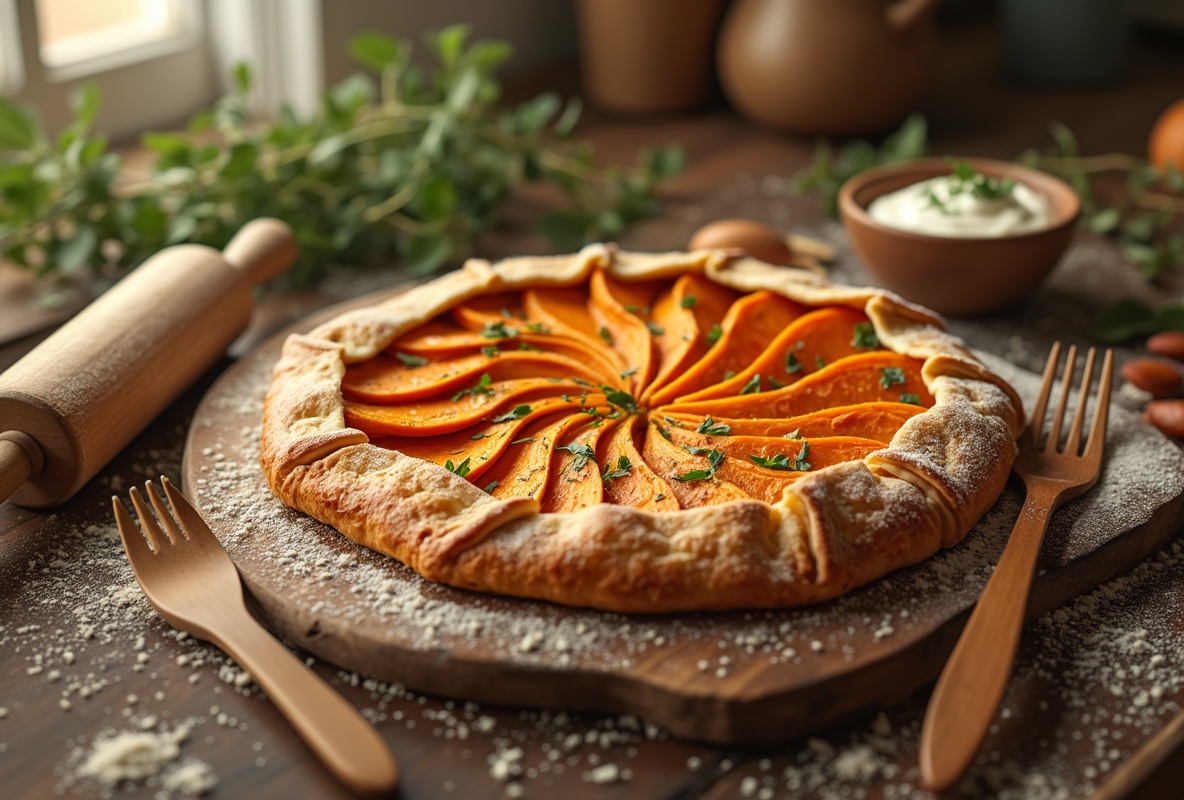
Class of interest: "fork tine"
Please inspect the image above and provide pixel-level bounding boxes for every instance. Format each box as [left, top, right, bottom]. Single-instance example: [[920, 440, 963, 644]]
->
[[1029, 341, 1062, 449], [113, 495, 157, 560], [160, 477, 219, 547], [128, 485, 172, 550], [1045, 344, 1078, 453], [144, 479, 185, 543], [1084, 349, 1115, 459], [1064, 348, 1098, 455]]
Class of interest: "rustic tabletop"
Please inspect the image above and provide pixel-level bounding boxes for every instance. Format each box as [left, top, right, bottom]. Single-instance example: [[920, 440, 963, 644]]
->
[[3, 19, 1184, 800]]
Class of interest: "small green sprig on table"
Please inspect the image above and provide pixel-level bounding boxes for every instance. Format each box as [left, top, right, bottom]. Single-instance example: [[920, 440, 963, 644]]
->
[[795, 116, 1184, 342], [0, 27, 683, 288]]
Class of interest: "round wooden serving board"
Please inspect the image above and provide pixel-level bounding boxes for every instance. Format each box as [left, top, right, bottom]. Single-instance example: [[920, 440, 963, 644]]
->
[[182, 288, 1184, 746]]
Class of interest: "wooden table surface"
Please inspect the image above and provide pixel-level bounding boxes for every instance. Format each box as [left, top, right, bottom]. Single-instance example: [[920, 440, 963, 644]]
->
[[3, 19, 1184, 800]]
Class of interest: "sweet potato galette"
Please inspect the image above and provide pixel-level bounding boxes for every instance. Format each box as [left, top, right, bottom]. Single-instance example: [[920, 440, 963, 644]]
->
[[260, 246, 1023, 612]]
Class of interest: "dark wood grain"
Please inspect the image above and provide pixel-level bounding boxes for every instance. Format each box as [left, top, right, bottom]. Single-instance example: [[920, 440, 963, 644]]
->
[[3, 17, 1184, 800]]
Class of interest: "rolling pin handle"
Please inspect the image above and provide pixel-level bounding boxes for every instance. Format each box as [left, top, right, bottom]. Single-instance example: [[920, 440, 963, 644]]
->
[[221, 218, 298, 287], [0, 431, 45, 506]]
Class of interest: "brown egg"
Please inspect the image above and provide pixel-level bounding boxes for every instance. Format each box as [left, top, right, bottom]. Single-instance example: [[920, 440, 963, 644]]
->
[[688, 219, 793, 265]]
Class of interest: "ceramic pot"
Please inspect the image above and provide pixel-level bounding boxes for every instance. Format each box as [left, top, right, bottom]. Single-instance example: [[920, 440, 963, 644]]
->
[[576, 0, 727, 115], [717, 0, 941, 135]]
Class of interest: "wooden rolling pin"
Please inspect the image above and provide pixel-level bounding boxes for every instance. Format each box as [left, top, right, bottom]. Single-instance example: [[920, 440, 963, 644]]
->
[[0, 218, 297, 508]]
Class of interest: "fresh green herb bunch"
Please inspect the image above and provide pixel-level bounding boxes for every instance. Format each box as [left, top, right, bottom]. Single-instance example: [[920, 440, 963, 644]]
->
[[0, 27, 683, 286], [794, 114, 928, 216]]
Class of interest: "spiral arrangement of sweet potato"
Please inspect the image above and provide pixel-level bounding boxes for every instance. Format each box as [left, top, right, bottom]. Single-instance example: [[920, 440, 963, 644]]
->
[[341, 270, 932, 513]]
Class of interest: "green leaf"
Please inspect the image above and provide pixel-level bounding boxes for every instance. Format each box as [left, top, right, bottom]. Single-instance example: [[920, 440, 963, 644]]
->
[[221, 142, 257, 179], [554, 97, 582, 137], [601, 456, 632, 481], [643, 144, 685, 180], [444, 457, 471, 477], [879, 366, 906, 389], [517, 93, 560, 132], [557, 442, 595, 471], [901, 393, 923, 406], [395, 351, 429, 367], [55, 225, 99, 273], [1088, 207, 1121, 235], [70, 83, 101, 128], [706, 324, 723, 345], [468, 40, 513, 72], [419, 175, 458, 220], [852, 322, 879, 349], [432, 25, 470, 69], [350, 32, 403, 72], [1091, 298, 1156, 343], [1048, 121, 1078, 157], [404, 235, 451, 276], [740, 374, 762, 395], [233, 62, 252, 93], [697, 416, 731, 436], [0, 98, 39, 150], [882, 113, 928, 161], [491, 404, 532, 423]]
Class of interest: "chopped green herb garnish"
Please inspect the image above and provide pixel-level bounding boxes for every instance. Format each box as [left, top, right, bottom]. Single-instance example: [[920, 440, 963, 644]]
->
[[601, 385, 640, 415], [815, 355, 826, 370], [653, 422, 673, 441], [674, 447, 724, 482], [723, 370, 736, 380], [901, 392, 923, 405], [453, 373, 495, 401], [598, 326, 614, 345], [480, 345, 499, 358], [500, 307, 512, 318], [880, 366, 907, 389], [571, 378, 593, 388], [697, 416, 732, 436], [768, 377, 786, 389], [620, 367, 639, 379], [785, 342, 805, 374], [483, 480, 498, 493], [394, 351, 429, 367], [444, 457, 471, 477], [749, 443, 811, 471], [510, 437, 535, 445], [524, 322, 550, 334], [852, 322, 879, 349], [706, 324, 723, 345], [680, 295, 698, 309], [517, 342, 540, 351], [601, 456, 633, 481], [557, 442, 596, 471], [470, 432, 489, 440], [740, 374, 762, 395], [783, 429, 803, 440], [491, 404, 531, 423], [646, 321, 665, 336], [747, 453, 795, 471], [480, 320, 517, 339]]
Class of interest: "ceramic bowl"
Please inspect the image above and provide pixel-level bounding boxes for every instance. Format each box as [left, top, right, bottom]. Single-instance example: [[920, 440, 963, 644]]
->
[[838, 158, 1080, 317]]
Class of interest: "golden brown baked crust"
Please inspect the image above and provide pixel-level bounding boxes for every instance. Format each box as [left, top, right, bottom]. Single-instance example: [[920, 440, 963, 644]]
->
[[259, 245, 1023, 612]]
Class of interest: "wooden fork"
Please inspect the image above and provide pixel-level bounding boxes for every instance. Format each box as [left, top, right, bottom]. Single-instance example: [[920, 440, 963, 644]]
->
[[113, 477, 399, 797], [919, 342, 1114, 793]]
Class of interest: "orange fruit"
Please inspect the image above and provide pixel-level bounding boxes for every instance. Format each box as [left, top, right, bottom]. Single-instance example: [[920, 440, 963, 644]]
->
[[1149, 98, 1184, 173]]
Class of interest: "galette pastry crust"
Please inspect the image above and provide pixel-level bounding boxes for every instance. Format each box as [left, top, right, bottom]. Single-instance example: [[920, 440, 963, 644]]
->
[[260, 245, 1023, 612]]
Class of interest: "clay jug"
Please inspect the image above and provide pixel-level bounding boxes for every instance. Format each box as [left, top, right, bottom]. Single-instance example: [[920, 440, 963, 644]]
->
[[717, 0, 941, 135]]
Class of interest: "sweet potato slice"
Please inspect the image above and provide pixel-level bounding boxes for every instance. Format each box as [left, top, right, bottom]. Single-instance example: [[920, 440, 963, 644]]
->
[[540, 419, 619, 513], [393, 319, 621, 377], [677, 307, 878, 402], [588, 270, 660, 393], [659, 402, 925, 445], [599, 416, 679, 512], [483, 413, 597, 502], [641, 274, 740, 405], [343, 351, 606, 404], [646, 291, 807, 405], [664, 352, 931, 420], [640, 424, 751, 508], [344, 383, 601, 437]]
